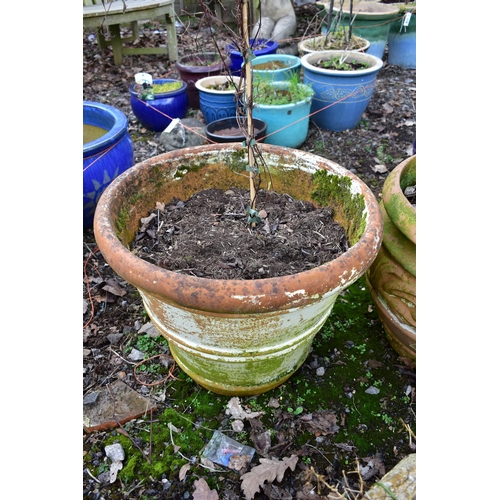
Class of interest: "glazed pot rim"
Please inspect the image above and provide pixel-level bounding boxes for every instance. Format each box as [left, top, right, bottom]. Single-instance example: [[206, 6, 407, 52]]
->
[[175, 52, 231, 72], [195, 75, 242, 94], [300, 50, 383, 76], [83, 101, 129, 156], [329, 3, 400, 18], [94, 143, 383, 313], [298, 34, 370, 54], [227, 38, 279, 56], [205, 116, 267, 141], [128, 78, 187, 99]]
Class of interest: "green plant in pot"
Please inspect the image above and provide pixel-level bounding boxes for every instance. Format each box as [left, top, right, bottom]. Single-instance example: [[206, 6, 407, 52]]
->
[[251, 74, 314, 148], [94, 0, 384, 396]]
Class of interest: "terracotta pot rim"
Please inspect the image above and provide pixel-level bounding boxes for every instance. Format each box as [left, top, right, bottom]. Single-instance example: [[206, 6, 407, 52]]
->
[[94, 143, 383, 313], [382, 155, 416, 244]]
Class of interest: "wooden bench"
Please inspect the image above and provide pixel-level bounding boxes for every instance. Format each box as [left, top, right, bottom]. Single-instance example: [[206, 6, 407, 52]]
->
[[83, 0, 178, 66]]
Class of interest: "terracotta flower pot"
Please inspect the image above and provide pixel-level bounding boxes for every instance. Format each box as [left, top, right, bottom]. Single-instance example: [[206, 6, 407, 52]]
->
[[94, 143, 383, 395], [366, 155, 416, 360]]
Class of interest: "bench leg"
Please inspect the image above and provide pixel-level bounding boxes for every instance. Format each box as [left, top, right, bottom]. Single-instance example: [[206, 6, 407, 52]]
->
[[109, 24, 124, 66], [165, 6, 178, 62]]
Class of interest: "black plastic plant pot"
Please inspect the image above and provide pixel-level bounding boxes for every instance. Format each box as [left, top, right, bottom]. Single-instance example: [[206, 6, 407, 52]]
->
[[205, 117, 267, 144]]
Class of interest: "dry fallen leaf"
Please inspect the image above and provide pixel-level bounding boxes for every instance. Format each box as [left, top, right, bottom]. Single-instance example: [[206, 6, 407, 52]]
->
[[193, 477, 219, 500], [179, 463, 191, 481], [370, 164, 388, 174], [226, 397, 264, 420], [240, 455, 298, 500]]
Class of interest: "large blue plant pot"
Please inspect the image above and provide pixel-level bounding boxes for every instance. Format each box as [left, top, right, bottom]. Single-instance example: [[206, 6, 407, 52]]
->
[[388, 11, 416, 69], [195, 76, 242, 125], [301, 50, 383, 132], [128, 79, 188, 132], [252, 81, 313, 148], [83, 101, 134, 229], [323, 4, 400, 60], [227, 39, 279, 76], [248, 54, 301, 82]]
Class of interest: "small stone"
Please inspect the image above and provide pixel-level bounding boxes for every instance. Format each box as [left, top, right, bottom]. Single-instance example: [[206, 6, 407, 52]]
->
[[138, 322, 161, 337], [128, 348, 144, 361], [316, 367, 325, 376], [365, 386, 380, 395], [159, 118, 207, 152], [105, 443, 125, 462], [107, 333, 124, 344], [83, 392, 99, 405]]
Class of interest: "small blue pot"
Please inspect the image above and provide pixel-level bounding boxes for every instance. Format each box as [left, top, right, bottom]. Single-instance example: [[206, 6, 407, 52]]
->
[[195, 76, 242, 124], [84, 101, 134, 229], [388, 11, 416, 69], [252, 81, 313, 148], [227, 39, 279, 76], [129, 79, 188, 132], [247, 54, 301, 82], [300, 50, 383, 132]]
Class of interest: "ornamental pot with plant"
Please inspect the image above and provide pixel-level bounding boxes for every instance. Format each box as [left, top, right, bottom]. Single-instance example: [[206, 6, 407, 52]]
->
[[318, 0, 400, 60], [365, 154, 416, 361], [128, 78, 188, 132], [194, 75, 242, 125], [247, 54, 302, 82], [175, 52, 231, 109], [251, 76, 314, 148], [94, 0, 383, 396], [93, 143, 383, 396], [300, 49, 383, 132], [226, 38, 279, 76]]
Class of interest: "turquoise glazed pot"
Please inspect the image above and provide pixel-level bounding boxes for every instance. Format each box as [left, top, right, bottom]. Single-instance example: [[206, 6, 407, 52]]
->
[[227, 39, 279, 76], [252, 81, 313, 148], [301, 50, 383, 132], [83, 101, 134, 229], [248, 54, 301, 82], [129, 79, 188, 132], [323, 4, 400, 60], [195, 75, 242, 125], [388, 10, 416, 69]]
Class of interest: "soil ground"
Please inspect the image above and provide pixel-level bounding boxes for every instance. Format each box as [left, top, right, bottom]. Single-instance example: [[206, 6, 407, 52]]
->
[[83, 3, 416, 499]]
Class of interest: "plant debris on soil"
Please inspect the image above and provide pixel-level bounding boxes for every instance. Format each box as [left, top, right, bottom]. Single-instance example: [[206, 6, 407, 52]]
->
[[83, 2, 416, 499], [131, 187, 349, 280]]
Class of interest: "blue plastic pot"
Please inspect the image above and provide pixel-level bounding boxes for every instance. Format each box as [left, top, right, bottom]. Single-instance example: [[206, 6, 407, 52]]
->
[[128, 79, 188, 132], [300, 50, 383, 132], [226, 39, 279, 76], [83, 101, 134, 229], [323, 4, 400, 60], [247, 54, 301, 82], [195, 76, 242, 124], [388, 11, 416, 69], [252, 81, 313, 148]]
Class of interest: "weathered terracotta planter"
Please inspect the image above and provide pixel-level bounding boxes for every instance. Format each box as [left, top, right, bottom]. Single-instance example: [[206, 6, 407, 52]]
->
[[366, 155, 416, 360], [94, 143, 383, 395]]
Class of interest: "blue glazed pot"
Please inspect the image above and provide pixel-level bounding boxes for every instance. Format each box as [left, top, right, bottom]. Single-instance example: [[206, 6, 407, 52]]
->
[[323, 4, 400, 60], [388, 11, 416, 69], [129, 79, 188, 132], [300, 50, 383, 132], [227, 39, 279, 76], [83, 101, 134, 229], [195, 75, 242, 125], [252, 81, 313, 148], [247, 54, 301, 82]]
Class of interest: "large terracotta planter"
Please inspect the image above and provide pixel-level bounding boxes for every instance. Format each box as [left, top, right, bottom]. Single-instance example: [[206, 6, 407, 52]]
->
[[94, 143, 383, 395], [366, 155, 416, 360]]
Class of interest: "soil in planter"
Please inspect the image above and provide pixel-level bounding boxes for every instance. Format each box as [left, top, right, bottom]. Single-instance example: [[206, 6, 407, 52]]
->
[[130, 187, 349, 280], [253, 60, 290, 70]]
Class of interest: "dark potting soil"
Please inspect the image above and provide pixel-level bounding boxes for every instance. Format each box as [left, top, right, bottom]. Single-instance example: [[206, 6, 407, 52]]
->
[[130, 187, 350, 280]]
